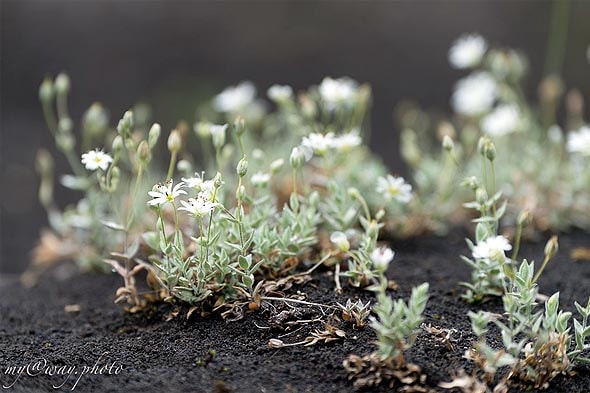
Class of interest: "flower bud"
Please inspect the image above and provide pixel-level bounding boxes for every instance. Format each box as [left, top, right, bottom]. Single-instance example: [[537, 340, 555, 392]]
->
[[54, 72, 70, 95], [148, 123, 161, 149], [347, 187, 361, 200], [367, 220, 380, 240], [213, 172, 224, 189], [375, 209, 385, 221], [39, 78, 55, 103], [177, 159, 192, 174], [517, 210, 530, 226], [110, 166, 120, 190], [442, 135, 454, 152], [234, 116, 246, 138], [82, 103, 108, 138], [270, 158, 284, 174], [236, 184, 246, 200], [289, 147, 305, 169], [194, 121, 211, 139], [167, 129, 182, 153], [116, 110, 134, 138], [56, 133, 74, 152], [475, 187, 488, 205], [330, 231, 350, 253], [484, 140, 496, 162], [236, 156, 248, 177], [137, 140, 151, 164], [111, 135, 124, 154], [35, 149, 54, 177], [58, 117, 73, 134], [210, 124, 228, 150], [544, 236, 559, 259]]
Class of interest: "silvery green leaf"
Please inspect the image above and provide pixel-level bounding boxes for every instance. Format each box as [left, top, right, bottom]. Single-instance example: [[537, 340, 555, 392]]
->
[[101, 220, 127, 232]]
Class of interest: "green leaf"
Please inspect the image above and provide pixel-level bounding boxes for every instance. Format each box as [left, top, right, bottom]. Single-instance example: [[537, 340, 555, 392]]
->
[[101, 220, 127, 232]]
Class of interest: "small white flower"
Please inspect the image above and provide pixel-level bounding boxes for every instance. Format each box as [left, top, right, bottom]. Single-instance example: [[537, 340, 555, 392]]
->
[[331, 131, 362, 152], [182, 172, 205, 189], [318, 77, 357, 109], [210, 124, 228, 149], [376, 175, 412, 204], [567, 125, 590, 156], [472, 235, 512, 260], [371, 246, 394, 272], [481, 104, 520, 137], [452, 72, 497, 116], [250, 172, 271, 187], [178, 194, 218, 217], [301, 132, 335, 158], [449, 34, 488, 69], [330, 231, 350, 253], [81, 149, 113, 171], [213, 81, 256, 112], [267, 84, 293, 102], [147, 179, 187, 207]]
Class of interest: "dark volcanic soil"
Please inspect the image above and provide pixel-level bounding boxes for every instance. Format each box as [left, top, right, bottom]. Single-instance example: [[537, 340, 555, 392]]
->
[[2, 230, 590, 393]]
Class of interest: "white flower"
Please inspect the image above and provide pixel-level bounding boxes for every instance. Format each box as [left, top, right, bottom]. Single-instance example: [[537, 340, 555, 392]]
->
[[213, 81, 256, 112], [210, 124, 228, 149], [250, 172, 271, 187], [472, 235, 512, 260], [301, 132, 335, 158], [376, 175, 412, 203], [451, 72, 497, 116], [147, 179, 187, 207], [330, 231, 350, 253], [318, 77, 357, 109], [267, 85, 293, 102], [81, 149, 112, 171], [481, 104, 520, 137], [183, 172, 217, 198], [567, 125, 590, 156], [178, 194, 218, 217], [449, 34, 487, 69], [331, 132, 362, 152], [371, 246, 395, 272]]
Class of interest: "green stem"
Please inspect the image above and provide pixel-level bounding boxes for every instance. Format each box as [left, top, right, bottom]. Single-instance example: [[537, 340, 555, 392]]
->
[[199, 216, 204, 261], [512, 221, 523, 262], [544, 0, 570, 77], [533, 254, 552, 284], [166, 151, 177, 181], [126, 164, 144, 229]]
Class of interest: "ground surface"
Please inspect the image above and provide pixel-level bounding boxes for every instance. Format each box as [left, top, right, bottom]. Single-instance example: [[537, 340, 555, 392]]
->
[[2, 230, 590, 393]]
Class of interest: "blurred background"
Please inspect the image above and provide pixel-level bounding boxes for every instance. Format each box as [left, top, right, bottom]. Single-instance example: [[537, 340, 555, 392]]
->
[[1, 0, 590, 273]]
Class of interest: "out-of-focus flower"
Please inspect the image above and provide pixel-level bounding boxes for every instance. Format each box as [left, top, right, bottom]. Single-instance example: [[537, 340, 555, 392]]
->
[[81, 149, 112, 171], [147, 179, 186, 207], [481, 104, 520, 137], [567, 125, 590, 156], [213, 81, 256, 112], [330, 231, 350, 253], [449, 34, 488, 69], [250, 172, 271, 187], [331, 131, 362, 152], [318, 77, 357, 109], [452, 72, 497, 116], [267, 84, 293, 103], [210, 124, 228, 149], [472, 235, 512, 260], [301, 132, 335, 158], [376, 175, 412, 204], [371, 246, 395, 272]]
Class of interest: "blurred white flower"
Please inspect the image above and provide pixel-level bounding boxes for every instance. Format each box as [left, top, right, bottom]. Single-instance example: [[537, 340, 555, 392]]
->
[[178, 194, 218, 217], [250, 171, 271, 187], [449, 34, 488, 69], [452, 72, 497, 116], [331, 131, 362, 152], [210, 124, 228, 149], [376, 175, 412, 203], [81, 149, 112, 171], [330, 231, 350, 253], [371, 246, 394, 272], [318, 77, 357, 109], [481, 104, 520, 137], [267, 84, 293, 102], [472, 235, 512, 260], [301, 132, 335, 158], [567, 125, 590, 156], [147, 179, 187, 207], [213, 81, 256, 112]]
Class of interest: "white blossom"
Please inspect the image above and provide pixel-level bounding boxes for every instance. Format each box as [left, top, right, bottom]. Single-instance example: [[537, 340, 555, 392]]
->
[[178, 194, 218, 217], [331, 131, 362, 152], [301, 132, 335, 159], [330, 231, 350, 253], [481, 104, 520, 137], [318, 77, 357, 109], [250, 172, 271, 187], [567, 125, 590, 156], [213, 81, 256, 112], [210, 124, 228, 149], [449, 34, 488, 69], [81, 149, 112, 171], [267, 84, 293, 102], [472, 235, 512, 260], [376, 175, 412, 204], [147, 179, 187, 207], [452, 72, 497, 116], [371, 246, 395, 272]]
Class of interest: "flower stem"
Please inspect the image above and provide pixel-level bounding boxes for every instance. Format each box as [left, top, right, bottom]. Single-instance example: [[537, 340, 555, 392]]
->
[[166, 151, 177, 181]]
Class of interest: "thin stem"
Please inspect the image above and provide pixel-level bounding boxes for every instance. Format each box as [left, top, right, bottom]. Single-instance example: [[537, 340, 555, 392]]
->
[[41, 102, 58, 137], [533, 254, 553, 284], [512, 221, 523, 262], [126, 164, 144, 229], [166, 151, 177, 181], [199, 216, 204, 261], [158, 208, 168, 248], [292, 168, 298, 196], [544, 0, 570, 77]]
